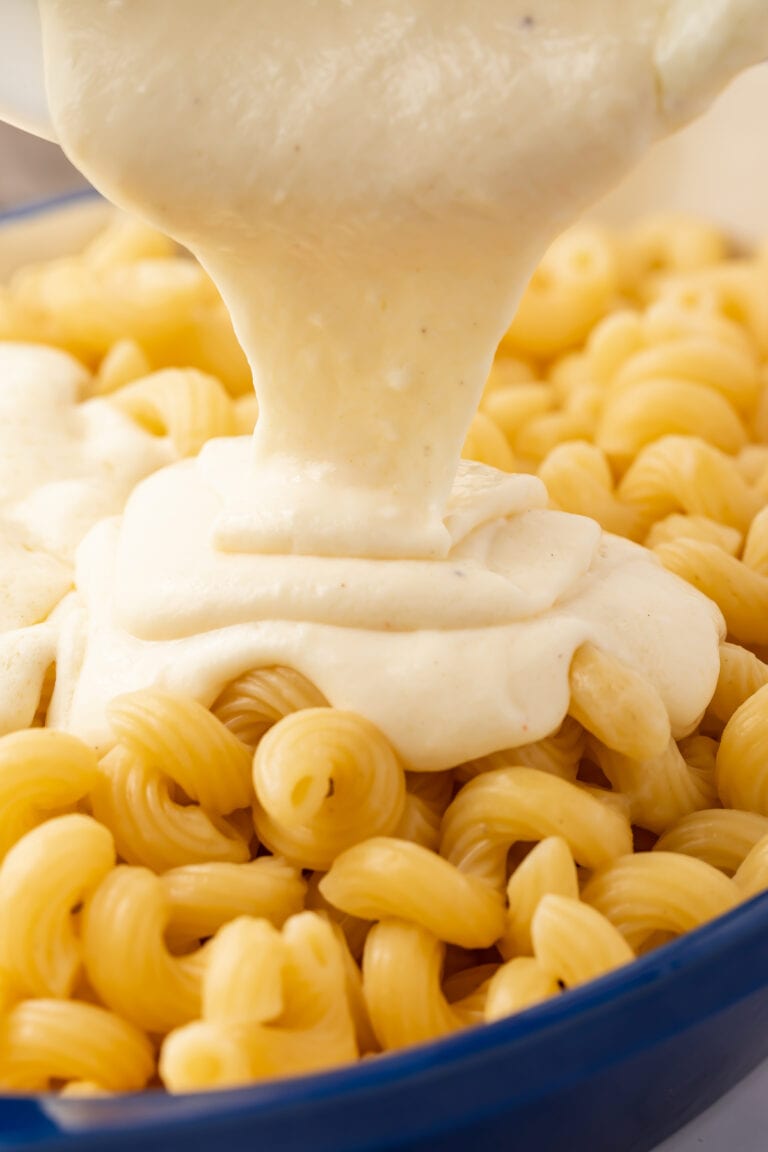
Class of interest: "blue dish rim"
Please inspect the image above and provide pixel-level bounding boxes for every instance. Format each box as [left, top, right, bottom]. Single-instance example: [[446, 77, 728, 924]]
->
[[3, 188, 768, 1141], [0, 187, 100, 225]]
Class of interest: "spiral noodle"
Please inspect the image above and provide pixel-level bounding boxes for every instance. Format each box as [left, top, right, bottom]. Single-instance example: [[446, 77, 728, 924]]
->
[[457, 718, 584, 783], [440, 767, 632, 888], [83, 866, 208, 1033], [582, 854, 739, 950], [109, 367, 237, 456], [587, 736, 716, 833], [362, 921, 462, 1050], [0, 1000, 154, 1092], [0, 815, 115, 998], [253, 709, 406, 869], [655, 809, 768, 874], [484, 958, 560, 1022], [568, 644, 670, 759], [160, 913, 357, 1090], [499, 837, 579, 959], [716, 684, 768, 814], [320, 838, 505, 949], [531, 895, 634, 987], [0, 729, 100, 861], [212, 666, 328, 748]]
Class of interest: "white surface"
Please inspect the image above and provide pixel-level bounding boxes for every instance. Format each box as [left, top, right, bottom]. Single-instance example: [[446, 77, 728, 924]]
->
[[657, 1057, 768, 1151]]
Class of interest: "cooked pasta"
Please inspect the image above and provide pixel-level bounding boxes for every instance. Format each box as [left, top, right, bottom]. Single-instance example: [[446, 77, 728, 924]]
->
[[5, 210, 768, 1094], [252, 709, 406, 870]]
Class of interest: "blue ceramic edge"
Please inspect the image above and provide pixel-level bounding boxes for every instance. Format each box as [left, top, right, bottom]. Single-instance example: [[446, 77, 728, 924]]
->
[[0, 186, 99, 225]]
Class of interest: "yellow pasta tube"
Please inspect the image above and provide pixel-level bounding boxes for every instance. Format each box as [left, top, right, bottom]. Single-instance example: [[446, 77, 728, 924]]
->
[[441, 767, 632, 888], [161, 913, 357, 1089], [93, 337, 152, 396], [538, 442, 647, 541], [588, 737, 716, 833], [655, 539, 768, 648], [500, 837, 579, 959], [707, 644, 768, 727], [0, 815, 115, 999], [734, 834, 768, 899], [568, 643, 671, 759], [202, 917, 287, 1025], [212, 666, 327, 748], [598, 378, 747, 463], [716, 684, 768, 814], [610, 337, 760, 414], [92, 746, 250, 873], [160, 858, 306, 948], [461, 411, 515, 471], [109, 367, 236, 456], [320, 838, 505, 949], [531, 895, 634, 986], [363, 920, 462, 1050], [484, 957, 560, 1022], [83, 866, 206, 1033], [644, 514, 742, 554], [0, 1000, 154, 1092], [655, 809, 768, 874], [619, 436, 763, 532], [253, 709, 406, 870], [502, 226, 616, 358], [582, 853, 740, 950], [107, 690, 253, 814], [0, 729, 101, 861], [458, 718, 584, 783]]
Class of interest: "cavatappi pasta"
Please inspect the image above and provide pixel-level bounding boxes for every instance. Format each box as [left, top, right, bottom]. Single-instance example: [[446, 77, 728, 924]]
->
[[4, 211, 768, 1094]]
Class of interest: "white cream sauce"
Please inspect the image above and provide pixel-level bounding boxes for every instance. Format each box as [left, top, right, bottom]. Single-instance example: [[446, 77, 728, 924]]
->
[[14, 0, 768, 766]]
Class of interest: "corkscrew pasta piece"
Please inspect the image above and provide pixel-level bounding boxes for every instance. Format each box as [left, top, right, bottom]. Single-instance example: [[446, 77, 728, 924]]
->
[[305, 872, 371, 962], [211, 666, 328, 748], [320, 838, 505, 949], [109, 367, 237, 456], [588, 736, 717, 833], [655, 539, 768, 648], [538, 442, 647, 541], [654, 810, 768, 874], [706, 644, 768, 729], [393, 771, 455, 851], [83, 866, 207, 1033], [484, 957, 560, 1022], [742, 505, 768, 574], [568, 644, 671, 760], [597, 378, 747, 463], [582, 853, 740, 950], [93, 338, 152, 396], [0, 1000, 154, 1093], [499, 837, 579, 959], [362, 920, 463, 1050], [441, 767, 632, 890], [614, 214, 726, 296], [734, 834, 768, 899], [0, 815, 115, 999], [108, 690, 253, 814], [644, 514, 742, 554], [0, 729, 101, 861], [92, 745, 251, 873], [253, 709, 406, 870], [716, 684, 768, 815], [161, 913, 357, 1090], [619, 436, 763, 532], [531, 895, 634, 987], [501, 225, 616, 359], [160, 858, 306, 948], [609, 336, 761, 416], [461, 411, 515, 471], [457, 718, 584, 783]]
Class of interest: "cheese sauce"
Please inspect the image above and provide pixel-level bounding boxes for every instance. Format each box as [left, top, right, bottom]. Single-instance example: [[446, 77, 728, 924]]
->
[[12, 0, 768, 765]]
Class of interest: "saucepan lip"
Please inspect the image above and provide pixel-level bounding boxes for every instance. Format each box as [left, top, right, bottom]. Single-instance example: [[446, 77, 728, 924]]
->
[[2, 191, 768, 1149]]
